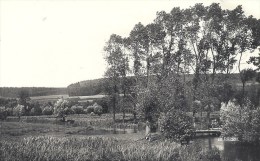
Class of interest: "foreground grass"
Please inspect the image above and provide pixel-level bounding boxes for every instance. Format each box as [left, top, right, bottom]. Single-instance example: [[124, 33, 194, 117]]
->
[[0, 136, 221, 161]]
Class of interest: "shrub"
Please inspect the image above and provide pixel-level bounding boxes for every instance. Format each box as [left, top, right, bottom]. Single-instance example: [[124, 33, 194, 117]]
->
[[95, 98, 109, 113], [42, 106, 53, 115], [93, 103, 103, 115], [94, 106, 103, 115], [160, 109, 194, 142], [85, 106, 94, 114], [71, 106, 84, 114], [30, 107, 42, 116], [251, 107, 260, 141], [53, 98, 68, 121], [13, 104, 25, 118], [201, 147, 221, 161], [5, 107, 13, 116], [0, 106, 8, 120], [64, 107, 74, 115], [220, 99, 260, 143]]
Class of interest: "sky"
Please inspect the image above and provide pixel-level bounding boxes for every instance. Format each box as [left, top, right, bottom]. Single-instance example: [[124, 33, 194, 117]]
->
[[0, 0, 259, 87]]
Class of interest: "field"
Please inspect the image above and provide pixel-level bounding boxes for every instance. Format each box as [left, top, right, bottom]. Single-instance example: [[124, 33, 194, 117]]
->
[[0, 113, 223, 161], [30, 94, 112, 103], [0, 93, 223, 161]]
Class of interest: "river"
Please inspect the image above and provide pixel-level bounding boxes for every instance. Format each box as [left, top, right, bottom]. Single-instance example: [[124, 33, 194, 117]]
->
[[88, 128, 260, 161], [194, 137, 260, 161]]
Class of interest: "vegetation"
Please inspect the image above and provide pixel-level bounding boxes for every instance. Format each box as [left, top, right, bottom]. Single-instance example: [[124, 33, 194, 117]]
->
[[0, 136, 222, 161], [220, 99, 260, 143], [0, 87, 67, 98], [103, 3, 260, 141], [160, 109, 194, 142], [0, 106, 8, 120], [0, 2, 260, 160]]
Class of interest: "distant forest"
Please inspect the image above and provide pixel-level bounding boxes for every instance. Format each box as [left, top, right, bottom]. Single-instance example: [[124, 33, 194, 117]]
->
[[67, 73, 257, 96], [0, 73, 257, 98], [0, 87, 67, 98]]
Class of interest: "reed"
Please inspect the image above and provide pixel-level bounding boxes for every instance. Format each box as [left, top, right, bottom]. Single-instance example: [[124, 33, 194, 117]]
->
[[0, 136, 221, 161]]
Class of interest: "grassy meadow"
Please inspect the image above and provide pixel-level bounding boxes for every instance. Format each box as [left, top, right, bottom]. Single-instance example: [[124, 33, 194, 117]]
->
[[0, 134, 221, 161], [0, 112, 223, 161], [0, 94, 223, 161]]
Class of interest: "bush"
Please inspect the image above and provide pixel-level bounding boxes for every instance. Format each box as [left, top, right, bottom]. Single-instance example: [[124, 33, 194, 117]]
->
[[64, 107, 74, 115], [13, 104, 25, 118], [0, 106, 8, 120], [42, 106, 53, 115], [251, 107, 260, 141], [5, 107, 13, 116], [221, 99, 260, 143], [95, 98, 109, 113], [71, 106, 84, 114], [93, 103, 103, 115], [30, 107, 42, 116], [160, 109, 194, 142], [85, 106, 94, 114], [201, 147, 221, 161]]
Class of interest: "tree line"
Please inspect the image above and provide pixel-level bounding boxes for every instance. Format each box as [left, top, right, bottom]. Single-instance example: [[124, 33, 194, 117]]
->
[[104, 3, 260, 140], [0, 87, 67, 98]]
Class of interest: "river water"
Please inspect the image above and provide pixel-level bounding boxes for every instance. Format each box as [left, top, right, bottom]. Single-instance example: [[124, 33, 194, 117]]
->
[[194, 137, 260, 161], [88, 128, 260, 161]]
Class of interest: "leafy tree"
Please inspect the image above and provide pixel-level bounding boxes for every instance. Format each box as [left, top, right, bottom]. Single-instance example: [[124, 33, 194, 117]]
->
[[160, 109, 194, 142], [93, 103, 103, 115], [30, 107, 42, 116], [71, 105, 84, 115], [18, 89, 30, 106], [102, 3, 260, 135], [251, 108, 260, 142], [220, 99, 259, 143], [0, 107, 8, 120], [64, 107, 74, 115], [85, 105, 94, 114], [104, 34, 129, 122], [137, 84, 160, 133], [240, 68, 256, 97], [13, 104, 25, 120], [248, 53, 260, 71], [192, 100, 202, 117], [54, 98, 69, 121], [42, 106, 53, 115]]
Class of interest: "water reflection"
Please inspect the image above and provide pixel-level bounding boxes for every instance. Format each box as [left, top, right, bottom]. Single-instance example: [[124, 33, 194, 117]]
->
[[90, 126, 139, 135], [194, 137, 260, 161], [110, 127, 138, 134]]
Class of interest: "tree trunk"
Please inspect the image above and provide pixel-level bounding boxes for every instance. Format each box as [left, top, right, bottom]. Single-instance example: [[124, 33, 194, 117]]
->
[[62, 116, 66, 122], [201, 107, 203, 129], [242, 82, 245, 100], [112, 95, 116, 122], [122, 86, 126, 124], [133, 109, 137, 123], [122, 108, 125, 124], [207, 104, 211, 129]]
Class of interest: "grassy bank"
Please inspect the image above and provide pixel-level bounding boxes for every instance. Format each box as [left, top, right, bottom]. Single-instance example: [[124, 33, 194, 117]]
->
[[0, 136, 221, 161]]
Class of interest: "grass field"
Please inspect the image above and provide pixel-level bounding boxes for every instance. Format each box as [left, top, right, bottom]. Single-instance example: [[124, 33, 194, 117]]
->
[[0, 99, 224, 161], [0, 127, 221, 161], [0, 113, 224, 161], [29, 94, 125, 103]]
